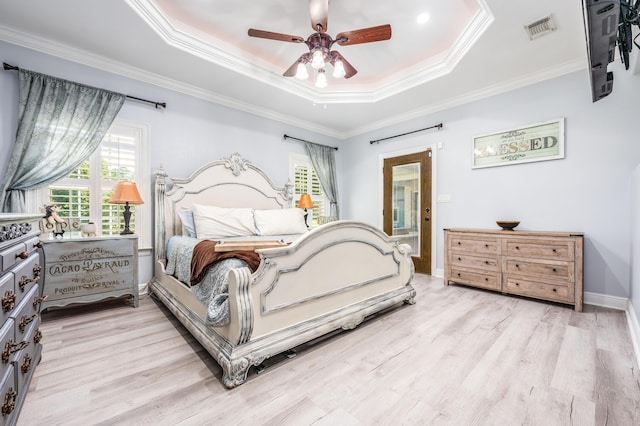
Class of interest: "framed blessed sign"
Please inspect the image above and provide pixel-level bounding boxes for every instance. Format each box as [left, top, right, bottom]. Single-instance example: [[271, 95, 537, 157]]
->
[[472, 118, 564, 169]]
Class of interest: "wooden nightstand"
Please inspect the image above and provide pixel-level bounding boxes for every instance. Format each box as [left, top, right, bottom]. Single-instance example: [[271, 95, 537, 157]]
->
[[40, 233, 138, 311]]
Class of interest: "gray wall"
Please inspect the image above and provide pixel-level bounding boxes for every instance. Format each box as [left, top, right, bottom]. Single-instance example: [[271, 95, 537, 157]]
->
[[340, 63, 640, 298], [2, 39, 640, 300], [632, 164, 640, 314], [0, 40, 341, 285]]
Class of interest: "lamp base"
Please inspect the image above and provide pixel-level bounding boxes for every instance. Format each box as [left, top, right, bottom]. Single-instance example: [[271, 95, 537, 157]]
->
[[121, 202, 135, 235]]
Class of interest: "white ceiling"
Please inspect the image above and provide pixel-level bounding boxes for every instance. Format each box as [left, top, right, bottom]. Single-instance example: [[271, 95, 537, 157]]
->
[[0, 0, 589, 139]]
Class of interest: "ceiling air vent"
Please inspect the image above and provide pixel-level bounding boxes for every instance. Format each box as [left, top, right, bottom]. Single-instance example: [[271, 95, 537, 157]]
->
[[525, 15, 556, 40]]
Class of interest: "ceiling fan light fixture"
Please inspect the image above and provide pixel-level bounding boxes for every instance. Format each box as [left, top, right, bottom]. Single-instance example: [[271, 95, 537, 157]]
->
[[332, 59, 346, 78], [295, 62, 309, 80], [311, 49, 325, 69], [315, 69, 328, 88]]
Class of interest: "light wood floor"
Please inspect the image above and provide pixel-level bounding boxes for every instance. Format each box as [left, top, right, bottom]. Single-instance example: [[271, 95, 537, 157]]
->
[[20, 274, 640, 425]]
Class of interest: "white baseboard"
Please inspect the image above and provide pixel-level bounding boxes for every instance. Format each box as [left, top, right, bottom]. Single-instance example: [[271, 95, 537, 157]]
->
[[584, 291, 628, 310], [626, 301, 640, 370], [433, 268, 444, 278]]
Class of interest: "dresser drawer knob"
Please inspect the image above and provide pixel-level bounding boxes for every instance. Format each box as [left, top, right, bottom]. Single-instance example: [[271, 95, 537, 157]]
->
[[15, 251, 28, 260], [1, 340, 29, 364], [19, 314, 38, 334], [34, 328, 43, 344], [457, 273, 461, 277], [1, 291, 15, 313], [485, 261, 489, 265], [458, 257, 462, 261], [485, 244, 489, 248], [515, 282, 520, 286], [20, 353, 32, 374], [515, 246, 520, 250], [485, 278, 489, 282], [33, 295, 48, 310], [552, 288, 557, 292], [1, 388, 17, 416], [515, 264, 520, 268], [457, 242, 461, 245], [552, 249, 557, 253], [552, 268, 557, 272]]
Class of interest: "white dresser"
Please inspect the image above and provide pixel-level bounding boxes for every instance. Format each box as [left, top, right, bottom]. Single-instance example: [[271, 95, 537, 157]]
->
[[40, 233, 138, 311], [0, 213, 44, 426]]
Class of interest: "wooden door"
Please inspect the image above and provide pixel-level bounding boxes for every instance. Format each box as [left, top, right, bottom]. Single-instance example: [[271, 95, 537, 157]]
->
[[383, 150, 432, 274]]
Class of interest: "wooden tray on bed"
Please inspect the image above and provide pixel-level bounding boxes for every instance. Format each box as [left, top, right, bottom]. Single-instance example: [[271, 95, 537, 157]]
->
[[214, 239, 289, 252]]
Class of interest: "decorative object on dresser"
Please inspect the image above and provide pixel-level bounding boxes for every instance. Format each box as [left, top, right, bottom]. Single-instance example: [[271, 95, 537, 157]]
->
[[444, 228, 584, 311], [40, 234, 138, 312], [150, 152, 415, 388], [0, 213, 45, 425], [108, 181, 144, 235], [496, 220, 519, 231]]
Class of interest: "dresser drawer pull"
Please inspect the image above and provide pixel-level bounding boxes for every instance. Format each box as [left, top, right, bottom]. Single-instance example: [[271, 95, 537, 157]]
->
[[19, 314, 38, 333], [1, 340, 29, 364], [20, 353, 32, 374], [15, 251, 28, 260], [35, 241, 43, 249], [1, 388, 16, 416], [457, 273, 461, 277], [485, 278, 489, 282], [1, 290, 15, 313], [33, 295, 48, 310], [552, 249, 557, 253], [18, 264, 42, 292], [457, 242, 461, 245], [457, 257, 462, 261], [552, 268, 557, 272], [515, 246, 520, 250], [515, 282, 520, 286], [485, 261, 489, 265], [552, 288, 557, 292], [515, 264, 520, 268], [485, 244, 489, 248], [34, 328, 43, 344]]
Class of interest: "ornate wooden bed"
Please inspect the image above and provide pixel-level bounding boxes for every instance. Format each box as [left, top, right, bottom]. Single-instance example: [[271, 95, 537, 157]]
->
[[149, 153, 415, 388]]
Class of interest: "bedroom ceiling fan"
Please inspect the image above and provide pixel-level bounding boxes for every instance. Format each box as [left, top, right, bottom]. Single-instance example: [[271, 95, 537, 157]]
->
[[248, 0, 392, 88]]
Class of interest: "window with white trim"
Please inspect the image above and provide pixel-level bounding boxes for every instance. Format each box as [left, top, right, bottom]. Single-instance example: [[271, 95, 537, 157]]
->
[[30, 119, 151, 248], [289, 153, 328, 227]]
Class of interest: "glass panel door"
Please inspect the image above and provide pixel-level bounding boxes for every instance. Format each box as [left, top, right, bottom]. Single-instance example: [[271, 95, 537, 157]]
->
[[391, 163, 420, 257]]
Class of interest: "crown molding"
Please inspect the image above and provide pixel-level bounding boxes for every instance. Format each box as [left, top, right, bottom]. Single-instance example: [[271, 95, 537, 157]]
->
[[343, 57, 587, 139], [125, 0, 494, 103]]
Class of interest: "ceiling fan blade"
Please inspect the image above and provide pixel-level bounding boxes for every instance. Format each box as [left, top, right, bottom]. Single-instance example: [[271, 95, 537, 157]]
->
[[335, 24, 392, 46], [283, 55, 307, 77], [309, 0, 329, 32], [331, 51, 357, 78], [248, 29, 304, 43]]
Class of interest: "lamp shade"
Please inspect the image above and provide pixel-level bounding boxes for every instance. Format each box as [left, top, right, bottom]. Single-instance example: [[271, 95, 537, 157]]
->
[[297, 193, 314, 208], [108, 181, 144, 205]]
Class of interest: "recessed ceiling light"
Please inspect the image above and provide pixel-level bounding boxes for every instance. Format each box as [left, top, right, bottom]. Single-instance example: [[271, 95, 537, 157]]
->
[[417, 13, 430, 24]]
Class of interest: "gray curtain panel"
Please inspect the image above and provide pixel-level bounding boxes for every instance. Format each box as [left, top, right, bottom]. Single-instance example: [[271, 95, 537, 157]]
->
[[1, 68, 125, 212], [304, 141, 339, 219]]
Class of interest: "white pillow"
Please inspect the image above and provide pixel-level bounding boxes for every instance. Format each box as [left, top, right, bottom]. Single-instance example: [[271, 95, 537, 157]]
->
[[254, 208, 308, 235], [177, 208, 197, 238], [192, 204, 256, 239]]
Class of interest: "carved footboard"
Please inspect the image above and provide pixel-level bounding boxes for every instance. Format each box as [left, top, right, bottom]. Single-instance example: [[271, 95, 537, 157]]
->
[[219, 220, 415, 387]]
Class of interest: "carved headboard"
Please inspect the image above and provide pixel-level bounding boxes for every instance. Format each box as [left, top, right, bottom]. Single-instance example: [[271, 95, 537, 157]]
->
[[154, 153, 293, 259]]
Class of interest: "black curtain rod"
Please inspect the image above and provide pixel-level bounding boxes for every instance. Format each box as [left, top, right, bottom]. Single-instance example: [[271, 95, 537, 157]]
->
[[370, 122, 443, 144], [284, 134, 338, 151], [3, 62, 167, 109]]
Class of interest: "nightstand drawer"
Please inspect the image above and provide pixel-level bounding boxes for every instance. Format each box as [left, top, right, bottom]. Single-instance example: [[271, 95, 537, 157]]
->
[[41, 234, 138, 310]]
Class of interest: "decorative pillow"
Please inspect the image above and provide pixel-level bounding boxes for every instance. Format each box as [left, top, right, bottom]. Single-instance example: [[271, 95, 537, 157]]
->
[[192, 204, 256, 239], [254, 208, 308, 235], [177, 209, 197, 238]]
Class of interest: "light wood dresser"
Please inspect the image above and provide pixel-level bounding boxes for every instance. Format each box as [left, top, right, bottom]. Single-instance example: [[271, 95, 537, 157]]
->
[[444, 228, 584, 311], [0, 213, 45, 425], [40, 233, 138, 312]]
